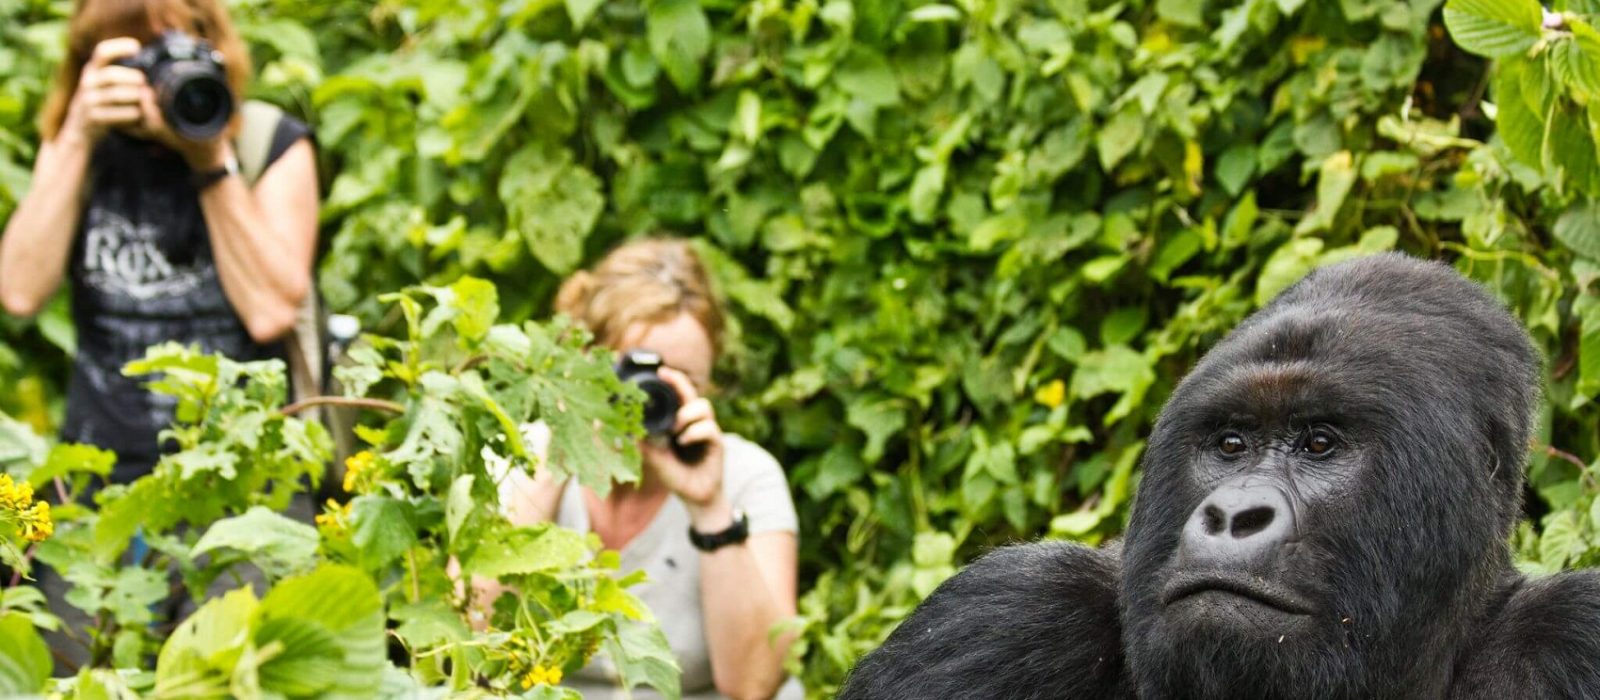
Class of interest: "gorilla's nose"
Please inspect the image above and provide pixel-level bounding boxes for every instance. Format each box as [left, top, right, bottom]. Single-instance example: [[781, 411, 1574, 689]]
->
[[1180, 482, 1295, 567]]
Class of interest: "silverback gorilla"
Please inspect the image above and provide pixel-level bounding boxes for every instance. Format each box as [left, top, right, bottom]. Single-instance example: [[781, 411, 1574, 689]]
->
[[840, 254, 1600, 699]]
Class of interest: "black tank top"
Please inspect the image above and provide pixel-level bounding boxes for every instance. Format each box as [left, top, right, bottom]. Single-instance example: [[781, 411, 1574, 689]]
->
[[61, 118, 310, 483]]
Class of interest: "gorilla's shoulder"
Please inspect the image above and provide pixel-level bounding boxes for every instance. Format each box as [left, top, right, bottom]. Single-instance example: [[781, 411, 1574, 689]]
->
[[1455, 571, 1600, 698], [838, 541, 1132, 700]]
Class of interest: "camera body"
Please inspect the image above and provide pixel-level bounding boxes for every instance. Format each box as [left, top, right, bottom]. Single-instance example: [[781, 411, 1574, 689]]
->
[[115, 31, 234, 142], [615, 350, 681, 438]]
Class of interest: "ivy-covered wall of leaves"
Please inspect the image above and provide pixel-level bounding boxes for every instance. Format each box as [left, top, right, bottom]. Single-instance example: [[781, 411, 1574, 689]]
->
[[3, 0, 1598, 694]]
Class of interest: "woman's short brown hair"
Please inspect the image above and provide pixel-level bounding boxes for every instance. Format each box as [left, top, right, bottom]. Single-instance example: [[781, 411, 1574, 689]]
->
[[40, 0, 251, 140], [555, 238, 725, 358]]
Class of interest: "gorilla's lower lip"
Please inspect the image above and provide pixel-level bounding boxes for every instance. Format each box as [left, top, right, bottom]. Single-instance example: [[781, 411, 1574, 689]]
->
[[1162, 571, 1314, 615]]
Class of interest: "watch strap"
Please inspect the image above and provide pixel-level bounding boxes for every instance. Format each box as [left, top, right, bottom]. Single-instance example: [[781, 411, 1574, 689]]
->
[[688, 510, 749, 552], [191, 155, 240, 190]]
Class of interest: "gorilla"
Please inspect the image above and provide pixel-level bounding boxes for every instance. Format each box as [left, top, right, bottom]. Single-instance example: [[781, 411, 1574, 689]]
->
[[840, 254, 1600, 699]]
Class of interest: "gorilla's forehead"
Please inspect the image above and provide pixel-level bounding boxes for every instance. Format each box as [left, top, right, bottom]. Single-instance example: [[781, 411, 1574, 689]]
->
[[1174, 306, 1427, 427]]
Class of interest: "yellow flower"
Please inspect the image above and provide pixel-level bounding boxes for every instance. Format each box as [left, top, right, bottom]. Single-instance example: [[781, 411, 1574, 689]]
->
[[343, 451, 376, 492], [315, 499, 353, 530], [18, 500, 52, 542], [520, 664, 563, 688], [1033, 379, 1067, 409], [0, 474, 34, 512]]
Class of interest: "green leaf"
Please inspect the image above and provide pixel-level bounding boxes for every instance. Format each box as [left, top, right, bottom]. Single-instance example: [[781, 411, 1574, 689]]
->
[[447, 276, 500, 346], [500, 144, 605, 275], [647, 0, 711, 92], [1573, 293, 1600, 409], [1157, 0, 1204, 27], [0, 612, 49, 695], [349, 496, 418, 570], [193, 506, 321, 580], [1098, 107, 1144, 171], [255, 565, 386, 698], [1538, 510, 1583, 569], [608, 621, 681, 700], [466, 524, 587, 578], [845, 399, 906, 463], [566, 0, 603, 28], [835, 48, 902, 108], [1443, 0, 1543, 58], [1295, 151, 1358, 234], [155, 587, 257, 697], [1214, 144, 1257, 197], [1555, 200, 1600, 260], [1256, 237, 1327, 305], [26, 442, 115, 488]]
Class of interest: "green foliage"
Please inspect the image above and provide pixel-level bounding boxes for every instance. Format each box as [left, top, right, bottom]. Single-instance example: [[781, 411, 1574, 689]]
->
[[0, 0, 1598, 696], [0, 280, 679, 697]]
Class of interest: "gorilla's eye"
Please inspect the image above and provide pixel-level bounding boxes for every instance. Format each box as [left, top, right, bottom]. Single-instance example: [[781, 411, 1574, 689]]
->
[[1303, 429, 1337, 456], [1217, 433, 1247, 456]]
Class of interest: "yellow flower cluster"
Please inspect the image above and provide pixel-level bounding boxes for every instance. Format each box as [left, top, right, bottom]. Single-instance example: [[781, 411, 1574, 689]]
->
[[0, 474, 53, 543], [520, 664, 563, 688], [314, 498, 353, 530], [343, 450, 376, 492], [1033, 379, 1066, 409]]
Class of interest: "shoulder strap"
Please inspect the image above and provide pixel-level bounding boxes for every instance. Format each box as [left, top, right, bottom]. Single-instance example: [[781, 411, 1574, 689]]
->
[[235, 100, 284, 186]]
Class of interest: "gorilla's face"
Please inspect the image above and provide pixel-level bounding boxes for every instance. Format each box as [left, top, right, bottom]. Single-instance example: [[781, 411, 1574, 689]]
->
[[1117, 287, 1519, 699]]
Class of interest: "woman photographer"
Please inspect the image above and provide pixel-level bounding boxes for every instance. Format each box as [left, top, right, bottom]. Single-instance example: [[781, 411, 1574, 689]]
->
[[500, 239, 802, 699], [0, 0, 317, 484]]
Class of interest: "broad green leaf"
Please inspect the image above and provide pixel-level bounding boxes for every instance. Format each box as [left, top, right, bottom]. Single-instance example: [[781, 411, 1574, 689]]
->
[[193, 506, 320, 579], [1573, 294, 1600, 409], [1443, 0, 1543, 58], [1098, 107, 1144, 171], [500, 144, 605, 275], [349, 496, 418, 570], [0, 612, 49, 695], [608, 621, 681, 700], [1295, 151, 1358, 234], [255, 565, 385, 698], [1538, 510, 1582, 569], [155, 587, 258, 696], [647, 0, 710, 92], [1256, 238, 1327, 305], [467, 524, 587, 578], [1554, 200, 1600, 260]]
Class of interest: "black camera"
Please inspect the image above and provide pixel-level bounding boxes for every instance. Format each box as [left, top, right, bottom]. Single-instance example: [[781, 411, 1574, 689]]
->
[[615, 350, 681, 437], [615, 350, 708, 464], [115, 31, 234, 141]]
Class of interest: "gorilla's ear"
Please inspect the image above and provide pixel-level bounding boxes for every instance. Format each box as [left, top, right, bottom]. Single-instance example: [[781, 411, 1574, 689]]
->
[[839, 541, 1133, 699]]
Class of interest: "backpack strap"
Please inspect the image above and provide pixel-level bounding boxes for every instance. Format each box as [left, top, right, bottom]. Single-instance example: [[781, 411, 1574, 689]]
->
[[235, 100, 283, 186], [234, 100, 323, 410]]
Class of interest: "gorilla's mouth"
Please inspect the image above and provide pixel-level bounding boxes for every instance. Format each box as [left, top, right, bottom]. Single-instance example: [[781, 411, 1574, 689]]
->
[[1162, 571, 1314, 615]]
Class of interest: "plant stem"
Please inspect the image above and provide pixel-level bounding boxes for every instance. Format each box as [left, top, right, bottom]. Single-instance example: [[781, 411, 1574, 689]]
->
[[280, 396, 405, 417]]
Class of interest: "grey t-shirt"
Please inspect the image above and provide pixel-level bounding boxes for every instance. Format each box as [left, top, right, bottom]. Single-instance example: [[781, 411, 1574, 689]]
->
[[516, 425, 802, 699]]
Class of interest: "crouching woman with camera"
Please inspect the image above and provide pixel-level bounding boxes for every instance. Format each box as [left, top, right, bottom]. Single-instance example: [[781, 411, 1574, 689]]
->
[[0, 0, 317, 484], [501, 239, 802, 700]]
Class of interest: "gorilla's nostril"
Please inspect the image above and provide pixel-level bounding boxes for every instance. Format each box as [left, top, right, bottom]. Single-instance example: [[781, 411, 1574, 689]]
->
[[1202, 505, 1226, 536], [1230, 506, 1275, 539]]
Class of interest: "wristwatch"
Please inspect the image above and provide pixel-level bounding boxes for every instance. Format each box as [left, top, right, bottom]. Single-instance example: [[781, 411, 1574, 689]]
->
[[689, 510, 749, 552], [191, 154, 240, 190]]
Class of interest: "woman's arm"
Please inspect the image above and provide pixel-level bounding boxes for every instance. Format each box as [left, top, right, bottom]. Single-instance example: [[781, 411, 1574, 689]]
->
[[186, 138, 318, 343], [0, 38, 145, 317], [689, 502, 799, 700], [648, 369, 799, 700]]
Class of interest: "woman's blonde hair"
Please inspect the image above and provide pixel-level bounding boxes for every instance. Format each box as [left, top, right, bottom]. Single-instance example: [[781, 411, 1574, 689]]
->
[[40, 0, 251, 140], [555, 238, 725, 357]]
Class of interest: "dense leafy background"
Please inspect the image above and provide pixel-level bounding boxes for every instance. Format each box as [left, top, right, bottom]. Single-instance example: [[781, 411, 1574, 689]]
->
[[3, 0, 1599, 695]]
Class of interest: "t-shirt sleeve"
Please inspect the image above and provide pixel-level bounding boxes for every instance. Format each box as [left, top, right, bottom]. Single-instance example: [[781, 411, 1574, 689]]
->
[[263, 115, 314, 171], [722, 435, 799, 537]]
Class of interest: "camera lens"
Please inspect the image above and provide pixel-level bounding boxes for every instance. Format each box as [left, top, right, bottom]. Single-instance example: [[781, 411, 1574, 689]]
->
[[174, 79, 225, 125], [634, 377, 681, 437]]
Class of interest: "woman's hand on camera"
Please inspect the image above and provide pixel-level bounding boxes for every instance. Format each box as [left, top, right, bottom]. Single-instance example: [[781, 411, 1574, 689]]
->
[[643, 367, 733, 530], [63, 38, 146, 144]]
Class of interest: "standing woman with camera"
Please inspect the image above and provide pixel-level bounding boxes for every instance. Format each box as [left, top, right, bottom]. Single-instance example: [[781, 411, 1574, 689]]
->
[[0, 0, 318, 484], [499, 239, 802, 700]]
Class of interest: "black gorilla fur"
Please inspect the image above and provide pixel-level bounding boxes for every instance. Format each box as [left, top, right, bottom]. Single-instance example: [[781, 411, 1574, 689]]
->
[[840, 254, 1600, 699]]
